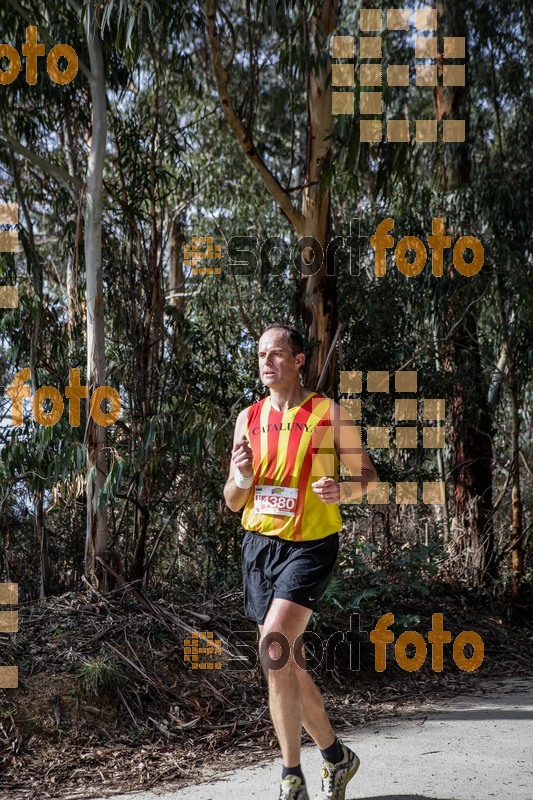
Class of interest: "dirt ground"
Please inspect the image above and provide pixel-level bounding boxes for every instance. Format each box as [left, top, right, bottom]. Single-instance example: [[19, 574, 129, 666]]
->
[[1, 589, 531, 800]]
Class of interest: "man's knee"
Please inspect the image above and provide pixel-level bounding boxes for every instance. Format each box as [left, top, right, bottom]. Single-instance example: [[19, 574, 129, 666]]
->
[[259, 626, 298, 674], [259, 625, 305, 674]]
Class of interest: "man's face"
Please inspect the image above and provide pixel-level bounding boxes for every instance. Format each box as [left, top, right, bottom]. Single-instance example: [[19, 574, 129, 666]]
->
[[257, 329, 304, 389]]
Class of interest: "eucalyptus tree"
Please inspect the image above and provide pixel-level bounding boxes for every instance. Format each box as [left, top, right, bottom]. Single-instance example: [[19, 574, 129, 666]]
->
[[204, 0, 340, 388]]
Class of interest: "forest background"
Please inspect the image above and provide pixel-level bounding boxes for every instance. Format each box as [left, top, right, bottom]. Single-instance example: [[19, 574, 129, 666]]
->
[[0, 0, 531, 797]]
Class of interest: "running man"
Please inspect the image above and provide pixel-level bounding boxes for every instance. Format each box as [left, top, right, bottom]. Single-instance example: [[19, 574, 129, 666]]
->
[[224, 324, 377, 800]]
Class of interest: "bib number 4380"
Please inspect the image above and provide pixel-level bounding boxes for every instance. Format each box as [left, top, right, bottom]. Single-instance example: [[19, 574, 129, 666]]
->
[[254, 486, 298, 517]]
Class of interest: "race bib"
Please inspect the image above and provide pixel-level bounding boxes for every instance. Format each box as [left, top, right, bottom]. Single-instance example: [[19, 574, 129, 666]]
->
[[254, 485, 299, 517]]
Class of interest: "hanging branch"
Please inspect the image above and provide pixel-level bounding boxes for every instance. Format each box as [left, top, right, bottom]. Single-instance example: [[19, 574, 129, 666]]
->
[[204, 0, 304, 233]]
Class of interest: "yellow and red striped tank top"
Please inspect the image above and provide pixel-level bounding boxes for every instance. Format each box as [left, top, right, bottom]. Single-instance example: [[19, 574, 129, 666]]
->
[[241, 392, 342, 541]]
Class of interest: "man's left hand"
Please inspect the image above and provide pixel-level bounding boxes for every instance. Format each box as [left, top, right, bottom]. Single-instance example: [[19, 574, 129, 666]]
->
[[311, 476, 341, 504]]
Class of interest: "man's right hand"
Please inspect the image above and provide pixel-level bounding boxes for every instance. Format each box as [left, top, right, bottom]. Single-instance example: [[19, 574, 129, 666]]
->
[[231, 435, 253, 478]]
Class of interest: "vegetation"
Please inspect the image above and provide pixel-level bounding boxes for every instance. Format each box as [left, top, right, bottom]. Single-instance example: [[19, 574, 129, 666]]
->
[[0, 0, 531, 796]]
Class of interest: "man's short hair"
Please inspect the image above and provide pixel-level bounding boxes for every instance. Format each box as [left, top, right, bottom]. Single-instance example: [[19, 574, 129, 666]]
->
[[261, 324, 305, 357]]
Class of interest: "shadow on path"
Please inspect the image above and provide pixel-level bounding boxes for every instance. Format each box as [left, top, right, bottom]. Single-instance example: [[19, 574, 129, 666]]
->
[[353, 796, 463, 800]]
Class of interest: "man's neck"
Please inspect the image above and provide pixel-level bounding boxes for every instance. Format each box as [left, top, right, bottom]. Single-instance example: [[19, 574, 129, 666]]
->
[[269, 384, 312, 412]]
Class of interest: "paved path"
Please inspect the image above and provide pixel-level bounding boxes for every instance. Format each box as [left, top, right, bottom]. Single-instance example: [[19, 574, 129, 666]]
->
[[92, 679, 532, 800]]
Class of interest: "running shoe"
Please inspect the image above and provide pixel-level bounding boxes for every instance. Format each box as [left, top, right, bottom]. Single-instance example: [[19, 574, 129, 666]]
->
[[319, 742, 360, 800], [279, 775, 309, 800]]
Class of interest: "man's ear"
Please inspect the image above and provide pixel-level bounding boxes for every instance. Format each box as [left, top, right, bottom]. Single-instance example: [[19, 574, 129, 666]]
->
[[296, 353, 305, 370]]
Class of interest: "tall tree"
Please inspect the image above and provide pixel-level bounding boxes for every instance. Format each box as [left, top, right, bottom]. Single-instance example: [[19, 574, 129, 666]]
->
[[205, 0, 338, 387], [78, 0, 110, 585], [435, 0, 494, 584]]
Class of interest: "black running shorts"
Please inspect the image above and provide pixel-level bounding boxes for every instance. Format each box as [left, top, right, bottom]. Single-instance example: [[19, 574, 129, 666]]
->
[[241, 530, 340, 624]]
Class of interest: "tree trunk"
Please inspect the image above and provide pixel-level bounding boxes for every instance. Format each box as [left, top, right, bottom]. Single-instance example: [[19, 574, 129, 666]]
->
[[131, 501, 149, 585], [509, 373, 524, 601], [83, 4, 109, 586], [496, 276, 524, 600], [9, 149, 51, 598], [205, 0, 338, 389], [436, 0, 494, 584], [299, 1, 337, 388], [35, 491, 49, 601], [522, 0, 533, 78], [169, 214, 186, 311], [435, 0, 469, 189], [63, 114, 80, 355]]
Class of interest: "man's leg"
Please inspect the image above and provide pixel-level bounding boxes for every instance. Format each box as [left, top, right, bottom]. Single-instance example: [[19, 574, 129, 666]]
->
[[259, 598, 312, 769], [294, 651, 336, 750], [259, 598, 337, 764]]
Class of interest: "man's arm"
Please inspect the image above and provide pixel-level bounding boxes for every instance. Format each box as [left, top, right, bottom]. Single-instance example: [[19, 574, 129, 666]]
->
[[223, 408, 254, 512], [335, 402, 377, 503], [312, 402, 377, 505]]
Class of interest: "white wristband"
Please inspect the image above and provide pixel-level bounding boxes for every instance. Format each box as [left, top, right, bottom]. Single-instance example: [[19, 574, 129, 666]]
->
[[234, 468, 253, 489]]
